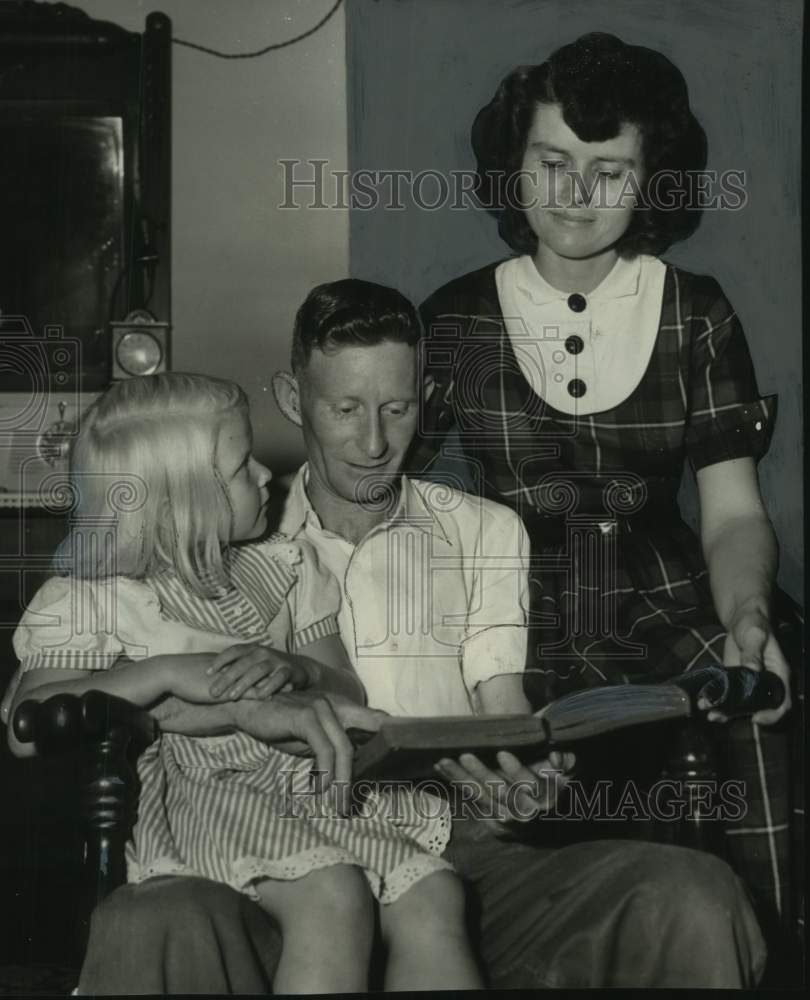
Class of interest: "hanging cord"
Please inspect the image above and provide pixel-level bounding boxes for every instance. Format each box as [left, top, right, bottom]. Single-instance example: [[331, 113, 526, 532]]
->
[[172, 0, 343, 59]]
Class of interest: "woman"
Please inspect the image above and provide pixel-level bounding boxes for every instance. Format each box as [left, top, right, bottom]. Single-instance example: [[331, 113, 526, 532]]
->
[[408, 32, 795, 935]]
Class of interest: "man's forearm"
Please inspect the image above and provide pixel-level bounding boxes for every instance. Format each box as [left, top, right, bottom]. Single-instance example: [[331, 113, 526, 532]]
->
[[151, 695, 315, 757], [150, 696, 239, 736], [151, 668, 365, 738]]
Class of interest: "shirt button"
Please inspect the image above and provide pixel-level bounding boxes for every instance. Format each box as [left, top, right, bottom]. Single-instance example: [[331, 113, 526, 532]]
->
[[565, 335, 584, 355], [567, 378, 587, 398], [567, 293, 587, 313]]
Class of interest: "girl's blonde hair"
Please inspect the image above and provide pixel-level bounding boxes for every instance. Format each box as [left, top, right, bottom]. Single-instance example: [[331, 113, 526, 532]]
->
[[65, 372, 249, 595]]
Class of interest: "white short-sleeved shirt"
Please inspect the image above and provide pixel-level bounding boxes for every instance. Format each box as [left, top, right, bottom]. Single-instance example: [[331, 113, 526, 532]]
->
[[280, 466, 530, 717]]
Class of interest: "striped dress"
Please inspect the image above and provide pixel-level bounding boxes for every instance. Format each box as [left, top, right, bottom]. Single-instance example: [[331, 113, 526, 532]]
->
[[409, 258, 798, 933], [10, 535, 452, 904]]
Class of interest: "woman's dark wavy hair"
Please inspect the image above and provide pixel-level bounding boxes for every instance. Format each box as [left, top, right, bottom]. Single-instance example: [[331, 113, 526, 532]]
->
[[472, 32, 708, 257], [291, 278, 421, 372]]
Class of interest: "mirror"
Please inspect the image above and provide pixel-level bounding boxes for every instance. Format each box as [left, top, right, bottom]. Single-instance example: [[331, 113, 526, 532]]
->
[[0, 2, 171, 392]]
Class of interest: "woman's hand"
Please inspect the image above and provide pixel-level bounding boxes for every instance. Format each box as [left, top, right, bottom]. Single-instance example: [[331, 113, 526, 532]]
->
[[207, 643, 316, 702], [712, 601, 792, 725]]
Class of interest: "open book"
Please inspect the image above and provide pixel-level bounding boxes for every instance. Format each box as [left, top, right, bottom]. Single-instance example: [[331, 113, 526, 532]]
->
[[350, 665, 785, 781]]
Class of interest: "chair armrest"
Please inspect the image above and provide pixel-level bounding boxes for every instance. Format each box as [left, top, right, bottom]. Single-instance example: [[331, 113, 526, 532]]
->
[[12, 690, 157, 754], [11, 690, 158, 936]]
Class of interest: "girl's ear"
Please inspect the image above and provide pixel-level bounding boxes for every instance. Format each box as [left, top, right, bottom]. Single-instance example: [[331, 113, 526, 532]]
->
[[272, 371, 302, 427]]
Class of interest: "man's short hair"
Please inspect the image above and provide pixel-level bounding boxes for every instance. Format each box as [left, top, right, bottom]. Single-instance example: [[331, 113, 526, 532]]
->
[[291, 278, 421, 373]]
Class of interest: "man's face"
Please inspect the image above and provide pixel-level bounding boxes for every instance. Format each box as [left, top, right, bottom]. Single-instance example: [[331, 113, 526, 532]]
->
[[297, 340, 422, 507]]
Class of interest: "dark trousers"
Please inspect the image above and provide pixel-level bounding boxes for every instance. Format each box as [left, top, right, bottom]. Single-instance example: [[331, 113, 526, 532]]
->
[[79, 821, 765, 993]]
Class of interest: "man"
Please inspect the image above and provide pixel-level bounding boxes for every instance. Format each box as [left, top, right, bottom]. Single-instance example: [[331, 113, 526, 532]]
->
[[79, 279, 765, 992]]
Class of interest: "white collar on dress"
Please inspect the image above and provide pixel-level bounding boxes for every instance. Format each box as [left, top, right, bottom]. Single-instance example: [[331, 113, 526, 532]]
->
[[513, 253, 642, 306]]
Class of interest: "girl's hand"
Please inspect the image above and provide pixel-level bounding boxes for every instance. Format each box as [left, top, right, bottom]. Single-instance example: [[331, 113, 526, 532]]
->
[[710, 602, 792, 725], [207, 643, 315, 702]]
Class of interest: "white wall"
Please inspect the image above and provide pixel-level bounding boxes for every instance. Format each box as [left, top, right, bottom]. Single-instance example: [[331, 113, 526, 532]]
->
[[80, 0, 349, 471]]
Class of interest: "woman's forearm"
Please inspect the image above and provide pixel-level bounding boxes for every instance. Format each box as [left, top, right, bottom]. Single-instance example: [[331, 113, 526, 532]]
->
[[702, 513, 778, 627]]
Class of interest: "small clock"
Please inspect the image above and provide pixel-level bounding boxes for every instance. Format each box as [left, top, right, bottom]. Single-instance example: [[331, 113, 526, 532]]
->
[[110, 310, 171, 380]]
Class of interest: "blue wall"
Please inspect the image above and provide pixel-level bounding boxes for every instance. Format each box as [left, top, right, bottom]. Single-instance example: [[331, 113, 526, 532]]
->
[[346, 0, 803, 600]]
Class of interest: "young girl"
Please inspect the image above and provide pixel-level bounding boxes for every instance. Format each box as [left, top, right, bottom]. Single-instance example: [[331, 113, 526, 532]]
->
[[5, 372, 481, 993], [409, 32, 794, 936]]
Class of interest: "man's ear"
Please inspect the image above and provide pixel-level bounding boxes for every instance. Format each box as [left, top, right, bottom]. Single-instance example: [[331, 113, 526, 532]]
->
[[272, 371, 302, 427], [422, 374, 436, 403]]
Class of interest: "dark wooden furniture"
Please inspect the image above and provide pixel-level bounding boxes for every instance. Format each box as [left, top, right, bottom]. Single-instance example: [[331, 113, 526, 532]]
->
[[9, 669, 781, 907], [0, 7, 171, 980], [13, 691, 156, 928], [5, 636, 803, 988], [0, 0, 171, 391]]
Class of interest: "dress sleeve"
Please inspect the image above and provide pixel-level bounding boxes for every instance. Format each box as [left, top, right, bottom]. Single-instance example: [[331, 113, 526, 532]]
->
[[685, 277, 777, 471], [460, 503, 530, 691], [12, 575, 124, 673], [2, 575, 125, 723], [288, 539, 342, 651]]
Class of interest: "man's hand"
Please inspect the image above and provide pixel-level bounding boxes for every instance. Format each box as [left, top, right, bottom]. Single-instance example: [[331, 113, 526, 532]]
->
[[233, 692, 388, 815], [434, 749, 576, 827], [712, 602, 791, 725], [264, 691, 388, 756], [207, 643, 314, 701]]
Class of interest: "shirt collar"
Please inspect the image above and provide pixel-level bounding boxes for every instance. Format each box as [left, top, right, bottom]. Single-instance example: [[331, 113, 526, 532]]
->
[[280, 464, 452, 546], [514, 253, 642, 306], [393, 476, 453, 546], [279, 464, 317, 537]]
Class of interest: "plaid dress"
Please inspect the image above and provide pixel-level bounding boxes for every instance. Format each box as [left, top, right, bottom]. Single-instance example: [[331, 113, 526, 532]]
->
[[409, 258, 796, 931]]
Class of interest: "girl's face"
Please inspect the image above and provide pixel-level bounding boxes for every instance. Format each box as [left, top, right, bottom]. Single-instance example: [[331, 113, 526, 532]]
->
[[217, 411, 272, 542], [519, 102, 644, 264]]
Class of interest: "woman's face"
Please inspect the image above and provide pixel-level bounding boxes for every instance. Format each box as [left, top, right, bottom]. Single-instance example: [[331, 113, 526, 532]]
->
[[519, 102, 644, 262]]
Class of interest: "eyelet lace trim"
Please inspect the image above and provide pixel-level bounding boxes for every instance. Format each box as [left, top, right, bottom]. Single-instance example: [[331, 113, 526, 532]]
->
[[265, 538, 303, 567], [421, 802, 452, 854], [128, 837, 455, 906], [232, 847, 377, 900], [363, 788, 453, 857], [377, 853, 455, 904], [127, 859, 198, 884]]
